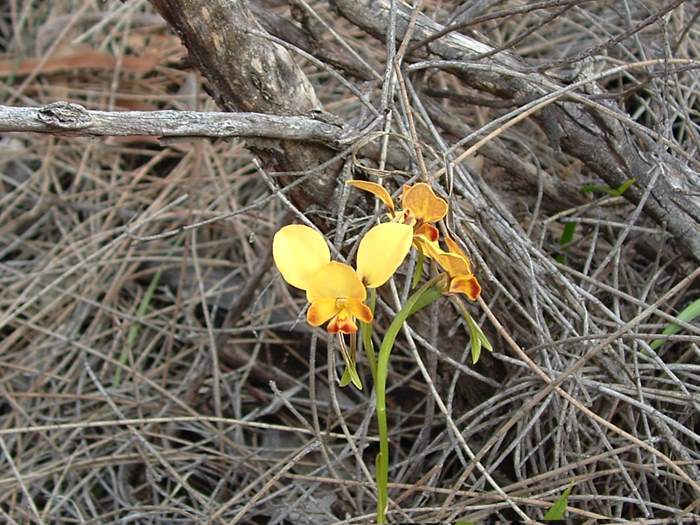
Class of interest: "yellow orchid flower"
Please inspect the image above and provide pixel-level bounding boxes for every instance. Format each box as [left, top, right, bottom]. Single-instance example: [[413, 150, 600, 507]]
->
[[424, 236, 481, 301], [346, 180, 481, 300], [401, 182, 448, 224], [347, 180, 448, 254], [272, 223, 413, 334]]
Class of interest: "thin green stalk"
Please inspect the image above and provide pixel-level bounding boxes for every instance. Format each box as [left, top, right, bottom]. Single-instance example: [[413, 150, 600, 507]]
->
[[113, 266, 163, 387], [361, 287, 378, 382], [113, 237, 182, 387], [375, 276, 444, 524], [411, 250, 425, 289]]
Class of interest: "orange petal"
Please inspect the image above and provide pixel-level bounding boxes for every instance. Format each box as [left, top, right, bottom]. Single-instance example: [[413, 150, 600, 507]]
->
[[346, 180, 395, 212], [346, 298, 373, 323], [450, 275, 481, 301], [306, 262, 366, 303], [401, 183, 448, 223], [307, 298, 339, 327]]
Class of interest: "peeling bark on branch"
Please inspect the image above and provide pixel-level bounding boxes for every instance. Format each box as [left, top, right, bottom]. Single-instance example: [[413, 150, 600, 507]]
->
[[0, 102, 344, 142], [150, 0, 340, 210], [331, 0, 700, 263]]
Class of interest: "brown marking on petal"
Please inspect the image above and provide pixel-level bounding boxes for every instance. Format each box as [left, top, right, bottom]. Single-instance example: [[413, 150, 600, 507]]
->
[[415, 223, 439, 242], [335, 316, 358, 334], [327, 316, 340, 333], [451, 275, 481, 301]]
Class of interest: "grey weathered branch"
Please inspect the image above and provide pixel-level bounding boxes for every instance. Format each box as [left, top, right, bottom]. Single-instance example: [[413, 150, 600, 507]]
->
[[331, 0, 700, 263], [0, 101, 344, 143], [150, 0, 341, 211], [250, 2, 376, 81]]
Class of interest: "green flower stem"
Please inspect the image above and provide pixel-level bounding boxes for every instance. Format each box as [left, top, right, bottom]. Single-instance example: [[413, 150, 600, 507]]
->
[[360, 287, 378, 383], [375, 276, 444, 524], [411, 250, 425, 290]]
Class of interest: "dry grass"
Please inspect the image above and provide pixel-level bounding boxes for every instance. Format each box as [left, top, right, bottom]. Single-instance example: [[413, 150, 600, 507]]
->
[[1, 1, 700, 523]]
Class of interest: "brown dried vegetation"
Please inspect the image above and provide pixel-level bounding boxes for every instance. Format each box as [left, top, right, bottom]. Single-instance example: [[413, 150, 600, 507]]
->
[[1, 1, 700, 523]]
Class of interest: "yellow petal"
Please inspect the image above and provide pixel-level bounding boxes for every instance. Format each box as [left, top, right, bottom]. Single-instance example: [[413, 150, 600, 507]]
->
[[306, 262, 366, 303], [346, 180, 395, 212], [445, 236, 467, 259], [307, 298, 339, 326], [401, 183, 448, 223], [419, 238, 445, 260], [434, 250, 472, 277], [356, 223, 413, 288], [273, 225, 331, 290], [450, 275, 481, 301], [346, 298, 373, 323]]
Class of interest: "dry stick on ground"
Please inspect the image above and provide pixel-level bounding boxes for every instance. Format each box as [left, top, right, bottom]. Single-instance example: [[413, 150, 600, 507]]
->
[[330, 0, 700, 264], [0, 102, 344, 142]]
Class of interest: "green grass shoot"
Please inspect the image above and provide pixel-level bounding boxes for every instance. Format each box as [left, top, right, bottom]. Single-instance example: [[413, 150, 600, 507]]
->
[[650, 298, 700, 350], [543, 483, 573, 520]]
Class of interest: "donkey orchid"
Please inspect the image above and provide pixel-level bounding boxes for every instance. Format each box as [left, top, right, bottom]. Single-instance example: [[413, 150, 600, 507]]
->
[[346, 180, 447, 255], [425, 236, 481, 301], [273, 223, 413, 334]]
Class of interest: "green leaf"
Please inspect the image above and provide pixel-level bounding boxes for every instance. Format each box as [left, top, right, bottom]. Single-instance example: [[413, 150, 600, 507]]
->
[[543, 483, 573, 520], [610, 178, 636, 197], [555, 221, 576, 265], [460, 306, 493, 364], [559, 222, 576, 247], [339, 366, 352, 387], [407, 280, 445, 317], [338, 341, 362, 390], [650, 298, 700, 350]]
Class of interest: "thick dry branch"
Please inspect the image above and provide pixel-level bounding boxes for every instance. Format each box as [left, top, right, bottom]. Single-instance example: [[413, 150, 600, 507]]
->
[[0, 102, 343, 142], [331, 0, 700, 263], [150, 0, 341, 210]]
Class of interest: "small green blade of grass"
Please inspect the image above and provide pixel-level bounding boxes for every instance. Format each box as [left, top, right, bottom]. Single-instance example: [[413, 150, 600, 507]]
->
[[650, 298, 700, 350], [543, 483, 573, 520], [556, 221, 577, 265], [581, 177, 636, 197], [112, 266, 164, 387]]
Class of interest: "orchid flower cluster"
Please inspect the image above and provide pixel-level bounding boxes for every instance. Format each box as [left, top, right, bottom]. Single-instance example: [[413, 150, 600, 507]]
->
[[272, 180, 486, 525], [272, 181, 480, 337]]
